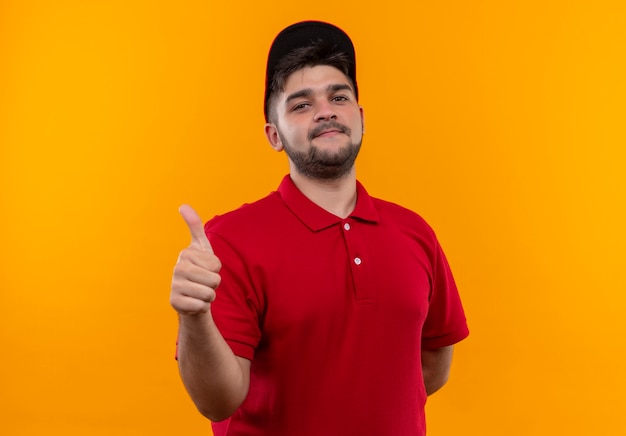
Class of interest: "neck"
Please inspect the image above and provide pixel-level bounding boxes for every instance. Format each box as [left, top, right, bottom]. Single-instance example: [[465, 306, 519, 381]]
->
[[289, 168, 357, 219]]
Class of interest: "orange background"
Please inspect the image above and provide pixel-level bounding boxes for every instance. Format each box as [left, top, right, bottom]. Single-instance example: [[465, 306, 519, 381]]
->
[[1, 1, 625, 434]]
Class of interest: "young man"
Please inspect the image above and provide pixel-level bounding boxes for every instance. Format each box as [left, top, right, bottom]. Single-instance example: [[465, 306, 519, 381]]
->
[[171, 21, 469, 435]]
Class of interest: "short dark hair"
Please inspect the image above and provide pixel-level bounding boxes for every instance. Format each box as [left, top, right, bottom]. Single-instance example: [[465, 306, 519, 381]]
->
[[266, 39, 355, 124]]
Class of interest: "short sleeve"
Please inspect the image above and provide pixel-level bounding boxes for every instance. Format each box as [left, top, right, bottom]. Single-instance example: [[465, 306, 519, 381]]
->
[[205, 227, 263, 361], [421, 241, 469, 349]]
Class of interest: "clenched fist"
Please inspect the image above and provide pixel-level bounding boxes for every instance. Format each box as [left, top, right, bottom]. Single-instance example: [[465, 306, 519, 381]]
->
[[171, 205, 222, 315]]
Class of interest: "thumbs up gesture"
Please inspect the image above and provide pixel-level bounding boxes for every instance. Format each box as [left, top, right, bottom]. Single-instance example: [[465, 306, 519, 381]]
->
[[171, 205, 222, 315]]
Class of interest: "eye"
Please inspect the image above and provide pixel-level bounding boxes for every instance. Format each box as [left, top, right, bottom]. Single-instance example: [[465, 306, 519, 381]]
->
[[331, 95, 349, 103], [291, 102, 310, 111]]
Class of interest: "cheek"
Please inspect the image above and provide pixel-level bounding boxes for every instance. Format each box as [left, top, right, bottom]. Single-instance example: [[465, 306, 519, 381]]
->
[[286, 125, 309, 142], [277, 127, 299, 148], [350, 116, 364, 136]]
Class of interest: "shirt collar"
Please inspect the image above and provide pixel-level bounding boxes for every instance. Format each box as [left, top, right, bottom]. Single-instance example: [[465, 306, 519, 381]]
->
[[276, 175, 380, 232]]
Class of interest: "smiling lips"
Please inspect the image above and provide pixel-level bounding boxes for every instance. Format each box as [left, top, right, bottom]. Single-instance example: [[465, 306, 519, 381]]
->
[[309, 122, 351, 140], [316, 129, 342, 138]]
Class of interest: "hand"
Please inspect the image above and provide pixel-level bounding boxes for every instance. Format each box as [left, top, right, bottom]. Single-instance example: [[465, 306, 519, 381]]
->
[[171, 205, 222, 315]]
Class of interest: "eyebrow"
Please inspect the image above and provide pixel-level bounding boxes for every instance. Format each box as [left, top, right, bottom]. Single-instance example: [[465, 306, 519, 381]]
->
[[285, 83, 354, 105]]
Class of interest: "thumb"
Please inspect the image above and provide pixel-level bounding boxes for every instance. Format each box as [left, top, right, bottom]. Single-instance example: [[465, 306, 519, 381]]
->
[[179, 204, 213, 253]]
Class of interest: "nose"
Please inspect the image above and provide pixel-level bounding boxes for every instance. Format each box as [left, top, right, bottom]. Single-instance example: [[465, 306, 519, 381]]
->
[[314, 100, 337, 121]]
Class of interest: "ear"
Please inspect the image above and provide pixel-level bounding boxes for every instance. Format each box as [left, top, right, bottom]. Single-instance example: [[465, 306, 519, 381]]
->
[[264, 123, 284, 152], [359, 105, 365, 135]]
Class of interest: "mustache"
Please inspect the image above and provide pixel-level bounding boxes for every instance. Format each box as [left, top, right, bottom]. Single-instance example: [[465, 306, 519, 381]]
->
[[308, 122, 351, 140]]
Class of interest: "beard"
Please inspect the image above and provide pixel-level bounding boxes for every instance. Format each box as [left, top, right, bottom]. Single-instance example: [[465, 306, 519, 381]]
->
[[277, 122, 362, 180]]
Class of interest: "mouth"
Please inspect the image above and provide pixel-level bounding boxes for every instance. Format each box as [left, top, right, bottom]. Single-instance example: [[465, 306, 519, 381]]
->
[[315, 129, 342, 138], [309, 123, 350, 140]]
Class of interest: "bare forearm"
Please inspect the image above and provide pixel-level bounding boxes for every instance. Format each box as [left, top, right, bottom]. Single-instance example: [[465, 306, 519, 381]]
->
[[421, 346, 453, 396], [177, 313, 250, 421]]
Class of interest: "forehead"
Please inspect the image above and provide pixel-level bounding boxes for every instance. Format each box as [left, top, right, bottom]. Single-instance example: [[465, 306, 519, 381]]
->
[[281, 65, 354, 95]]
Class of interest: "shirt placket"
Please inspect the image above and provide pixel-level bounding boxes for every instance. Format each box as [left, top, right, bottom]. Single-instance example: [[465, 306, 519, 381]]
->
[[341, 219, 374, 304]]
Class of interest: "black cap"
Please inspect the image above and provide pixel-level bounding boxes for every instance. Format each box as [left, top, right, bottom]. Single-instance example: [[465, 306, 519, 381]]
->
[[264, 20, 358, 121]]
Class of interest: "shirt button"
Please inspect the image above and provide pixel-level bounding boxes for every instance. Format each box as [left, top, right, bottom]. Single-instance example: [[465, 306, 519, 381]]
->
[[343, 223, 351, 231], [354, 257, 362, 265]]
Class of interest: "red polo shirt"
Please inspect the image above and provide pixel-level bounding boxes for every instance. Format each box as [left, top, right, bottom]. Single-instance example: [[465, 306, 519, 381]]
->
[[205, 175, 468, 436]]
